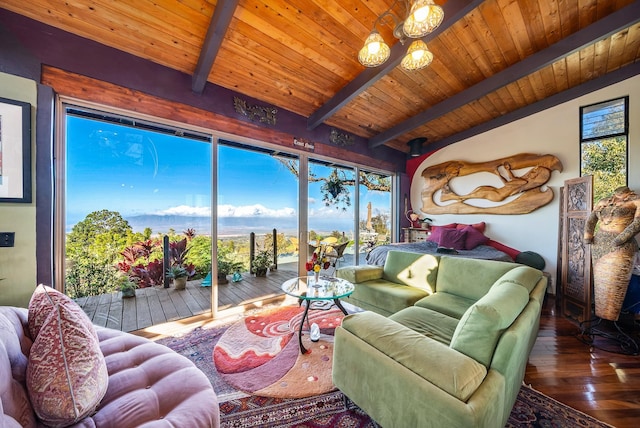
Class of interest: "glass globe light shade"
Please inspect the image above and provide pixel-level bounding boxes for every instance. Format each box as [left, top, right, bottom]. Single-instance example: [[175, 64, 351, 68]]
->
[[358, 31, 391, 67], [403, 0, 445, 38], [400, 40, 433, 71]]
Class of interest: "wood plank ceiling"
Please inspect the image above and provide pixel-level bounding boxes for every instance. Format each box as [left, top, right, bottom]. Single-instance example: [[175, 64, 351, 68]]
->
[[2, 0, 639, 155]]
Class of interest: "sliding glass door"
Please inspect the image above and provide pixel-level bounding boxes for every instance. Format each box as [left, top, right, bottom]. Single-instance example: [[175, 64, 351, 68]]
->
[[57, 103, 396, 330], [61, 105, 212, 330]]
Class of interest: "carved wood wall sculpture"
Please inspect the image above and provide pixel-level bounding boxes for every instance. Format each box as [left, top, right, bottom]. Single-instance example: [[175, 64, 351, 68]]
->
[[420, 153, 563, 215]]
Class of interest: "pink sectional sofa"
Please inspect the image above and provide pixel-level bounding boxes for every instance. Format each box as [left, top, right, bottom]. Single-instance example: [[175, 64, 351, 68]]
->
[[0, 298, 219, 427]]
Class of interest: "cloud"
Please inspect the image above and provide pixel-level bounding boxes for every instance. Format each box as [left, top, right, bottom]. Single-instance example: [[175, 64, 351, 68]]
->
[[154, 205, 212, 216], [218, 204, 296, 218]]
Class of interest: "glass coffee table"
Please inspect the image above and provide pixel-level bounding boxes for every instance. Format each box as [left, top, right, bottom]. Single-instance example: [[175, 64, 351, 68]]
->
[[281, 275, 355, 354]]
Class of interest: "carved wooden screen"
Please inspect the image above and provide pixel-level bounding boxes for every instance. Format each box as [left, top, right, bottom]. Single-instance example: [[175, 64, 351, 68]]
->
[[560, 176, 593, 323]]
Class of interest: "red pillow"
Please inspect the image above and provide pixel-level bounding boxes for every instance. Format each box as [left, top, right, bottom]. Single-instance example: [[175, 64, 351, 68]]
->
[[427, 224, 459, 243], [437, 228, 467, 250], [456, 222, 486, 233], [461, 225, 489, 250]]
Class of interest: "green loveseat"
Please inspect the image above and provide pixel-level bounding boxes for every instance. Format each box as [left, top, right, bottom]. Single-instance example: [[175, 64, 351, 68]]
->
[[333, 252, 547, 428]]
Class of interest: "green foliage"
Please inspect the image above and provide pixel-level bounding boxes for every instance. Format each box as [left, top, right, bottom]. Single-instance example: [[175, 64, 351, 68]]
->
[[188, 235, 213, 274], [581, 137, 627, 203], [66, 210, 140, 297], [65, 259, 120, 299], [251, 250, 273, 273]]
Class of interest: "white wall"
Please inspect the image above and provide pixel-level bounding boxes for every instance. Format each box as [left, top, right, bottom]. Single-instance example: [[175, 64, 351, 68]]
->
[[411, 74, 640, 294], [0, 72, 38, 306]]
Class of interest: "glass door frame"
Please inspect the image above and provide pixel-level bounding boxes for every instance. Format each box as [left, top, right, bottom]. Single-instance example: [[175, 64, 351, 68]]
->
[[54, 97, 398, 321]]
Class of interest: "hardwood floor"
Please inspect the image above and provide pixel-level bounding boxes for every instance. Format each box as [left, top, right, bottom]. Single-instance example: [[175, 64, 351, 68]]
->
[[525, 297, 640, 428]]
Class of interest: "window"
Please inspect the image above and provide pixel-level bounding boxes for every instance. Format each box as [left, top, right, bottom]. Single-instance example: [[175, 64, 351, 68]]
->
[[61, 105, 212, 305], [580, 97, 628, 203]]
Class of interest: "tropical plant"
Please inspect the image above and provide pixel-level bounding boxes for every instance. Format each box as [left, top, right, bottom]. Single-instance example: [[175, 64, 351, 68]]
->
[[166, 265, 189, 279], [218, 257, 244, 276], [251, 250, 273, 274], [321, 169, 351, 210]]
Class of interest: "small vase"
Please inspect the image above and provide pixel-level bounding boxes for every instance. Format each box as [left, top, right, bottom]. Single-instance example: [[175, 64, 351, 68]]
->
[[314, 271, 320, 283], [174, 277, 187, 290]]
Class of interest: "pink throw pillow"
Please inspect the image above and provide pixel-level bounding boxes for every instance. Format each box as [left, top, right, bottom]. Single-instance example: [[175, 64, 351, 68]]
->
[[28, 284, 97, 341], [437, 228, 467, 250], [461, 225, 489, 250], [26, 303, 108, 427]]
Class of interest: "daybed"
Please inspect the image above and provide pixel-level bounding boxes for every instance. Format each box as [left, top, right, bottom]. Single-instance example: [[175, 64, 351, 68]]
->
[[366, 222, 518, 266], [333, 254, 546, 428], [0, 285, 220, 427]]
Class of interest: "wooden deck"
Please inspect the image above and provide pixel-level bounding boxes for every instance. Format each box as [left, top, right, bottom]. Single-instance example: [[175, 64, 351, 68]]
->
[[75, 269, 298, 332]]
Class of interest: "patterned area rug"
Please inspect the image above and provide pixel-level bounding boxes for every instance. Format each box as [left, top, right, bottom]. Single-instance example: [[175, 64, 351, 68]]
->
[[213, 305, 344, 398], [158, 307, 613, 427]]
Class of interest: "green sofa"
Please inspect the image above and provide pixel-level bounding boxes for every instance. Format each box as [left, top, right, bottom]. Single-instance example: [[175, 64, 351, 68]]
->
[[333, 252, 547, 428]]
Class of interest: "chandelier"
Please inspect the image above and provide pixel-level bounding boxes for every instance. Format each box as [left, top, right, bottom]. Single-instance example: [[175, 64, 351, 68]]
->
[[358, 0, 444, 71]]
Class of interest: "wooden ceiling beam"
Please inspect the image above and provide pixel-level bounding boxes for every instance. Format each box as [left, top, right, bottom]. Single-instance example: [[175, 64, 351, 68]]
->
[[306, 0, 481, 131], [192, 0, 239, 94], [429, 61, 640, 153], [369, 1, 640, 148]]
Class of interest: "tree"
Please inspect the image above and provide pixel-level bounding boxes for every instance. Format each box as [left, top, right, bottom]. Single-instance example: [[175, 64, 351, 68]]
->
[[277, 159, 391, 211], [581, 137, 627, 203], [65, 210, 140, 298]]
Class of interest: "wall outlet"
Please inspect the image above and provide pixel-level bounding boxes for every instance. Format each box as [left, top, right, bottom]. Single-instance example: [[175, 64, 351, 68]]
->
[[0, 232, 15, 247]]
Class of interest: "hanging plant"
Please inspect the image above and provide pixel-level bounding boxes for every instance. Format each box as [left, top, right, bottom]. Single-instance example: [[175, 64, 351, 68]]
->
[[321, 169, 351, 211]]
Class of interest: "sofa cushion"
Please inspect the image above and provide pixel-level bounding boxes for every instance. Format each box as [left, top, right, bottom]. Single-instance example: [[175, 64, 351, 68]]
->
[[340, 311, 487, 402], [414, 292, 476, 320], [389, 306, 459, 345], [449, 282, 530, 367], [349, 280, 430, 316], [28, 284, 97, 341], [382, 251, 439, 291], [336, 265, 383, 284], [27, 303, 108, 427], [0, 307, 37, 428], [494, 265, 543, 294], [435, 257, 517, 301]]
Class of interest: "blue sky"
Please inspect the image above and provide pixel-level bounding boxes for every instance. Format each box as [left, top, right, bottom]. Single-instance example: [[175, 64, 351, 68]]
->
[[66, 116, 390, 235]]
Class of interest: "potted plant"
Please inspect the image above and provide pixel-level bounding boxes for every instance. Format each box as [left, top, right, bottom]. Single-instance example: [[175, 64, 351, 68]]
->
[[166, 265, 189, 290], [117, 273, 137, 298], [217, 257, 244, 284], [251, 250, 272, 277]]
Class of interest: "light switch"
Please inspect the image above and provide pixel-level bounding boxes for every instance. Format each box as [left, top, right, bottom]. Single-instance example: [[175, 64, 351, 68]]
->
[[0, 232, 15, 247]]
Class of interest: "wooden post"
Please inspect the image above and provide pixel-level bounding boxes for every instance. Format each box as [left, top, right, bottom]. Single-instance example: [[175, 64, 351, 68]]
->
[[163, 235, 170, 288], [249, 232, 255, 269], [272, 228, 278, 270]]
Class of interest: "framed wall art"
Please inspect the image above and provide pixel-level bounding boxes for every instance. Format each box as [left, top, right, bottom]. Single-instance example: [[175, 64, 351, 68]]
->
[[0, 97, 32, 203]]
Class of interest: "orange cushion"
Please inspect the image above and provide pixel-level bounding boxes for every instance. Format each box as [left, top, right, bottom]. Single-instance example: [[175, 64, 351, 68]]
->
[[26, 302, 108, 427]]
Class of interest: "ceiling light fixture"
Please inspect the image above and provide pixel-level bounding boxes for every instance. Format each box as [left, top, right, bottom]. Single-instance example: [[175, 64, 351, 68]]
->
[[358, 0, 444, 71], [407, 137, 427, 157]]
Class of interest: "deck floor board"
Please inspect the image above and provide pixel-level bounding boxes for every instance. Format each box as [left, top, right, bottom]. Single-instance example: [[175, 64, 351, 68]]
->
[[75, 269, 297, 332]]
